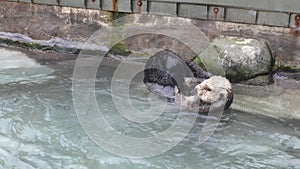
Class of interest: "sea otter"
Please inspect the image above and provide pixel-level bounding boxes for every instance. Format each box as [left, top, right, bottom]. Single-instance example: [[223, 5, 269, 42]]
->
[[143, 50, 233, 113]]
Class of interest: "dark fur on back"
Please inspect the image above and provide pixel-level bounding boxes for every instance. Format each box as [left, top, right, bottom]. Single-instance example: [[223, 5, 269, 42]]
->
[[143, 50, 212, 95]]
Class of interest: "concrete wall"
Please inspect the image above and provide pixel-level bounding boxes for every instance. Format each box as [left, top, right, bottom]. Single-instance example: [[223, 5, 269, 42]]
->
[[6, 0, 300, 28], [1, 1, 300, 69]]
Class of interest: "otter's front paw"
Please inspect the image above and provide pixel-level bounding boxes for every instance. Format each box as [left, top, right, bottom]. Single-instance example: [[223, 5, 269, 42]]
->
[[174, 86, 180, 95]]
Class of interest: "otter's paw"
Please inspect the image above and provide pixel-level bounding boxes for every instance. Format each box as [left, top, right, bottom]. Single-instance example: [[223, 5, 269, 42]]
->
[[174, 86, 180, 95]]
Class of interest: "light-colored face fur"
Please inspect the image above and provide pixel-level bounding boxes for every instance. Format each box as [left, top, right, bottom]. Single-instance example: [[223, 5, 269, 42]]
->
[[195, 76, 232, 104]]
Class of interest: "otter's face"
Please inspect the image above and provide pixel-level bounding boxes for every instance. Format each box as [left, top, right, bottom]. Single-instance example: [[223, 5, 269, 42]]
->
[[195, 76, 232, 104]]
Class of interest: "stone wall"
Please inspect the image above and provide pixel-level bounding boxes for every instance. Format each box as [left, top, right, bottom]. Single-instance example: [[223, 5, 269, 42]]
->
[[6, 0, 300, 28], [0, 1, 300, 71], [0, 1, 108, 41]]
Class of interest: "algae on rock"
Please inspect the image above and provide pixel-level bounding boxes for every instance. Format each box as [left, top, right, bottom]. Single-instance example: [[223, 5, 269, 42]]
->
[[195, 36, 273, 83]]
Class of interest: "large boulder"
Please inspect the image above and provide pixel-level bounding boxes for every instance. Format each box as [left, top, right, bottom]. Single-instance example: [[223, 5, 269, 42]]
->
[[195, 36, 273, 82]]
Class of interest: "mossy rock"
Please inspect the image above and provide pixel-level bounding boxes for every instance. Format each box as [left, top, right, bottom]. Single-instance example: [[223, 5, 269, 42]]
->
[[192, 56, 206, 70], [192, 44, 226, 76], [108, 41, 132, 56], [274, 63, 300, 73], [194, 36, 273, 83]]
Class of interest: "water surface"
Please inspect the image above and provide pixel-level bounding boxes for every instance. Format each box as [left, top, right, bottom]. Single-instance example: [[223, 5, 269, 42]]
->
[[0, 48, 299, 169]]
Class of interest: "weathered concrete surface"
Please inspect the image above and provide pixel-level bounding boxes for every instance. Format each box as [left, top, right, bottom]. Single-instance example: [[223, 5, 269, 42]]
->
[[125, 33, 197, 61], [146, 0, 300, 14], [0, 1, 108, 41], [207, 36, 273, 82], [232, 80, 300, 119], [123, 15, 211, 62]]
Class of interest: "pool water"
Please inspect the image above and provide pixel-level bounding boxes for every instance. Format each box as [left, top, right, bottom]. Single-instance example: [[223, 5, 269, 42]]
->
[[0, 48, 299, 169]]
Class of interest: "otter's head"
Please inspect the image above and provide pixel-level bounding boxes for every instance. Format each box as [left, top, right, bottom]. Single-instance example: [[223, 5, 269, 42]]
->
[[195, 76, 232, 105]]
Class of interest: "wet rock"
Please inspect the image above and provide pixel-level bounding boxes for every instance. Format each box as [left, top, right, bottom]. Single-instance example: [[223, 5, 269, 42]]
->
[[273, 72, 300, 89], [274, 72, 300, 81], [273, 35, 300, 72], [232, 83, 300, 120], [239, 75, 273, 86], [196, 36, 273, 83]]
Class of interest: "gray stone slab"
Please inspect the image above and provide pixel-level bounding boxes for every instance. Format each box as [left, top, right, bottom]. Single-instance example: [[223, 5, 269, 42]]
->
[[19, 0, 32, 2], [60, 0, 85, 8], [208, 6, 224, 21], [225, 8, 257, 24], [178, 4, 207, 19], [148, 1, 176, 16], [102, 0, 115, 11], [86, 0, 101, 10], [132, 0, 147, 13], [148, 0, 300, 14], [118, 0, 131, 12], [257, 11, 289, 27], [34, 0, 58, 5]]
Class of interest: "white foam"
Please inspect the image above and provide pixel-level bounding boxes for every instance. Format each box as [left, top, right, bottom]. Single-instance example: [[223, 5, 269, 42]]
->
[[0, 48, 41, 69], [0, 48, 55, 84]]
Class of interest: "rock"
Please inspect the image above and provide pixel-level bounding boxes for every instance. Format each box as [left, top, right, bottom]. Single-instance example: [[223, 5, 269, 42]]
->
[[274, 72, 300, 81], [239, 75, 273, 86], [273, 72, 300, 89], [193, 44, 226, 76], [232, 83, 300, 120], [274, 63, 300, 73], [195, 36, 273, 82], [274, 38, 300, 73]]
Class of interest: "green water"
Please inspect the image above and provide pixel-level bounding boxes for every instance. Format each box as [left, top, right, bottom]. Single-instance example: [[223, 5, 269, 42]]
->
[[0, 49, 299, 169]]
